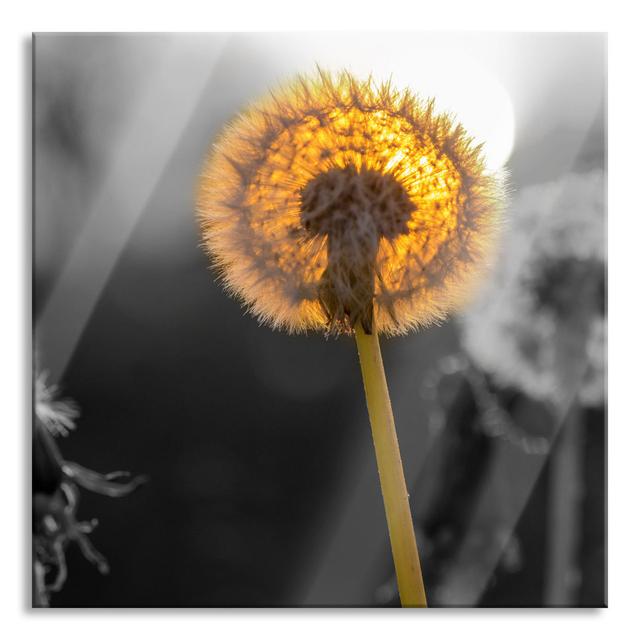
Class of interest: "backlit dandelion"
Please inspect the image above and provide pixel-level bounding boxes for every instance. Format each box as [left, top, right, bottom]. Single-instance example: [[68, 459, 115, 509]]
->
[[197, 70, 505, 607], [197, 70, 503, 336]]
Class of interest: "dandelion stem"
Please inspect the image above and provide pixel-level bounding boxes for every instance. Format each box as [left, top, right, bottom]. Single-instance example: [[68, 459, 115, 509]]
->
[[354, 322, 427, 608]]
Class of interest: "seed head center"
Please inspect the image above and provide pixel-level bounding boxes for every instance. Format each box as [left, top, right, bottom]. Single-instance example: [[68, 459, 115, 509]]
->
[[300, 165, 416, 242]]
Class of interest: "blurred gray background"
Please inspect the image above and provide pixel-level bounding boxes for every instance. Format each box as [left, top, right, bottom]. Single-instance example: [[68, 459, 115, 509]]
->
[[33, 33, 606, 607]]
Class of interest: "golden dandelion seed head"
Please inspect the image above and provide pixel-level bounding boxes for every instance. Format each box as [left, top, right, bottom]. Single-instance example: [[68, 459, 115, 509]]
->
[[197, 70, 505, 336]]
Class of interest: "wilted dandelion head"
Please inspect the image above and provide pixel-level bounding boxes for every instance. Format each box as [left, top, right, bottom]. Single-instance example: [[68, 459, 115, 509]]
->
[[197, 70, 504, 335], [32, 369, 147, 604]]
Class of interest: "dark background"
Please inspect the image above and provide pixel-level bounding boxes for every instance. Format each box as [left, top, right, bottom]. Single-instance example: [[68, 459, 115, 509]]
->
[[33, 33, 606, 607]]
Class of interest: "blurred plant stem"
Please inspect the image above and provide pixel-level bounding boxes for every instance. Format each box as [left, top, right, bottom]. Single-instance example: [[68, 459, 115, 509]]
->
[[354, 322, 427, 608], [544, 404, 584, 605], [33, 556, 48, 608]]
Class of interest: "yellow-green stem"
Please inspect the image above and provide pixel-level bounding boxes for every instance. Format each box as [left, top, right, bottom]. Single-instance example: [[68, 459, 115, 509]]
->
[[354, 322, 427, 608]]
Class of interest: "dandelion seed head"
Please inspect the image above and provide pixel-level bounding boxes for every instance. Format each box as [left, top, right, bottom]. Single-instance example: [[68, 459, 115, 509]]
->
[[461, 170, 606, 407], [197, 70, 504, 335]]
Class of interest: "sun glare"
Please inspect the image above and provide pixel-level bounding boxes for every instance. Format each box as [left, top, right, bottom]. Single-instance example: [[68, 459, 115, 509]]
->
[[268, 34, 516, 171]]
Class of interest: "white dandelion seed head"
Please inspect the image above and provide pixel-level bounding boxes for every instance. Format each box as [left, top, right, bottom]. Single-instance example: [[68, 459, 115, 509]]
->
[[461, 169, 606, 407]]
